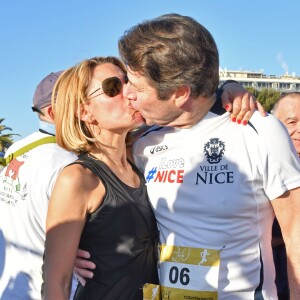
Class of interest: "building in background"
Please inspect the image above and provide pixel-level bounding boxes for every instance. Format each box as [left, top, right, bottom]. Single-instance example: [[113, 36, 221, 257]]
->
[[220, 68, 300, 93]]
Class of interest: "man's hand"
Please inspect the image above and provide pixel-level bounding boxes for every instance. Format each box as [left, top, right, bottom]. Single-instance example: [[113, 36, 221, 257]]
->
[[74, 249, 96, 286], [221, 82, 266, 125]]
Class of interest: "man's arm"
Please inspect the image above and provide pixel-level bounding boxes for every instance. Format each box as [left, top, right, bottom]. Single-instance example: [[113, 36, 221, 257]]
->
[[272, 187, 300, 299]]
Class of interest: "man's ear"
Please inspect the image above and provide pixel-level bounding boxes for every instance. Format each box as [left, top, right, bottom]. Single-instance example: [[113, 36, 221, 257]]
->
[[174, 84, 191, 108], [46, 105, 55, 120]]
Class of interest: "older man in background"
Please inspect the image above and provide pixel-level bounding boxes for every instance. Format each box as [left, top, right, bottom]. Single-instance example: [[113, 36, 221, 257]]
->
[[272, 92, 300, 157], [271, 92, 300, 300]]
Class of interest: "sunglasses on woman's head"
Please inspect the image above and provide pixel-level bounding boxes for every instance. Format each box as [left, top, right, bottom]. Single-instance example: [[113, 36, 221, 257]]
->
[[88, 75, 129, 98]]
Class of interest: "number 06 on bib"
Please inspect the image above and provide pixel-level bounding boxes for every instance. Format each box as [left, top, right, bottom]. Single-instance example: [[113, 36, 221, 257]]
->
[[158, 245, 220, 300]]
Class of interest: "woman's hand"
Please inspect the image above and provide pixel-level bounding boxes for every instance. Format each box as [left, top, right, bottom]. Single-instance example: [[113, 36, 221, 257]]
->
[[221, 81, 266, 125]]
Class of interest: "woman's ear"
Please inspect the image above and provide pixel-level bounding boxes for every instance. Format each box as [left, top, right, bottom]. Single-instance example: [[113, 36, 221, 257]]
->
[[174, 84, 191, 108], [80, 104, 95, 124]]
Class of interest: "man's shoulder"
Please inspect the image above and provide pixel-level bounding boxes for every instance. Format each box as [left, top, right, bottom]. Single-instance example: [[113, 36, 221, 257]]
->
[[4, 131, 40, 157], [246, 112, 290, 143], [32, 140, 77, 166], [138, 125, 171, 142], [5, 131, 77, 164], [248, 111, 282, 130], [248, 111, 300, 165]]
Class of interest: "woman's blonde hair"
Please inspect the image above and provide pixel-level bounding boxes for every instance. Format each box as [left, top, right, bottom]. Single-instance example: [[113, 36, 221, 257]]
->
[[51, 56, 126, 154]]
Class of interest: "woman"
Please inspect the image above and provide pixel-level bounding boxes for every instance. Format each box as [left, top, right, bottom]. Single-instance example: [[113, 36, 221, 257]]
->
[[42, 56, 159, 299]]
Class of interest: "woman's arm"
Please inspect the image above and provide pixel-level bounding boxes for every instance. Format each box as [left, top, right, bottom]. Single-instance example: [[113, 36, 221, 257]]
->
[[220, 81, 266, 124], [43, 164, 104, 300]]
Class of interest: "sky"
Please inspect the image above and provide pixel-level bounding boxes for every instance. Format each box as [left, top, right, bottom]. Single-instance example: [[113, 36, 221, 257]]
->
[[1, 0, 300, 141]]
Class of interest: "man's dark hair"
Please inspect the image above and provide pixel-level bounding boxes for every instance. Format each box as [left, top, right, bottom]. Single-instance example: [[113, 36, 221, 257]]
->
[[118, 13, 219, 100]]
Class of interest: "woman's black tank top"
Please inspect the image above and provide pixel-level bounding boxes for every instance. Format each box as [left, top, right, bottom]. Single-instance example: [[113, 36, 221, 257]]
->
[[72, 153, 159, 300]]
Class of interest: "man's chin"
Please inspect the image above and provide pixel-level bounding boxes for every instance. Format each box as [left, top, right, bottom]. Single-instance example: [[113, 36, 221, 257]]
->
[[144, 119, 156, 126], [133, 111, 146, 125]]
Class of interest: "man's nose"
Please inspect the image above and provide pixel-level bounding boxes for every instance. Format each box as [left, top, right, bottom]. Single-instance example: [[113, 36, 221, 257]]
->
[[123, 83, 136, 101]]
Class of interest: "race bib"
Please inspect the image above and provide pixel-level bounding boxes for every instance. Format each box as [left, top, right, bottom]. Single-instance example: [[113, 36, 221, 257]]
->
[[159, 244, 220, 300], [143, 283, 161, 300]]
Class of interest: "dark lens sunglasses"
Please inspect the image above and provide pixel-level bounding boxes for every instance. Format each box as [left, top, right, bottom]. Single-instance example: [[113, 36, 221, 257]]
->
[[88, 75, 128, 98]]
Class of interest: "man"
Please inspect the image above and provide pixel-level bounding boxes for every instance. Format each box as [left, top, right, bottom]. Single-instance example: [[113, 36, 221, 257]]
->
[[272, 92, 300, 156], [118, 14, 300, 299], [75, 14, 300, 299], [0, 72, 77, 299], [271, 92, 300, 300]]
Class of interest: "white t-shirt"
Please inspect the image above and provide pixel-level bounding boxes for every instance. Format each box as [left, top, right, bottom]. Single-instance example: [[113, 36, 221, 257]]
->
[[0, 131, 77, 299], [133, 111, 300, 300]]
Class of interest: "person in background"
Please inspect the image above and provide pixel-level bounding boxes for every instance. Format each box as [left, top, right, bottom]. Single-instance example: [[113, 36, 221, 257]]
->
[[0, 72, 78, 299], [272, 92, 300, 157], [74, 13, 300, 300], [270, 92, 300, 300]]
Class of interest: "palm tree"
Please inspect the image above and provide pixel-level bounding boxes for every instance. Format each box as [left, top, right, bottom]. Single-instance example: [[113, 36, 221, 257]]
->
[[0, 118, 19, 154]]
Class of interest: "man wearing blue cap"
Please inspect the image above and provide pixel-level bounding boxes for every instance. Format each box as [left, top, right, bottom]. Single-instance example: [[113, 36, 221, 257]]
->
[[0, 72, 77, 299]]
